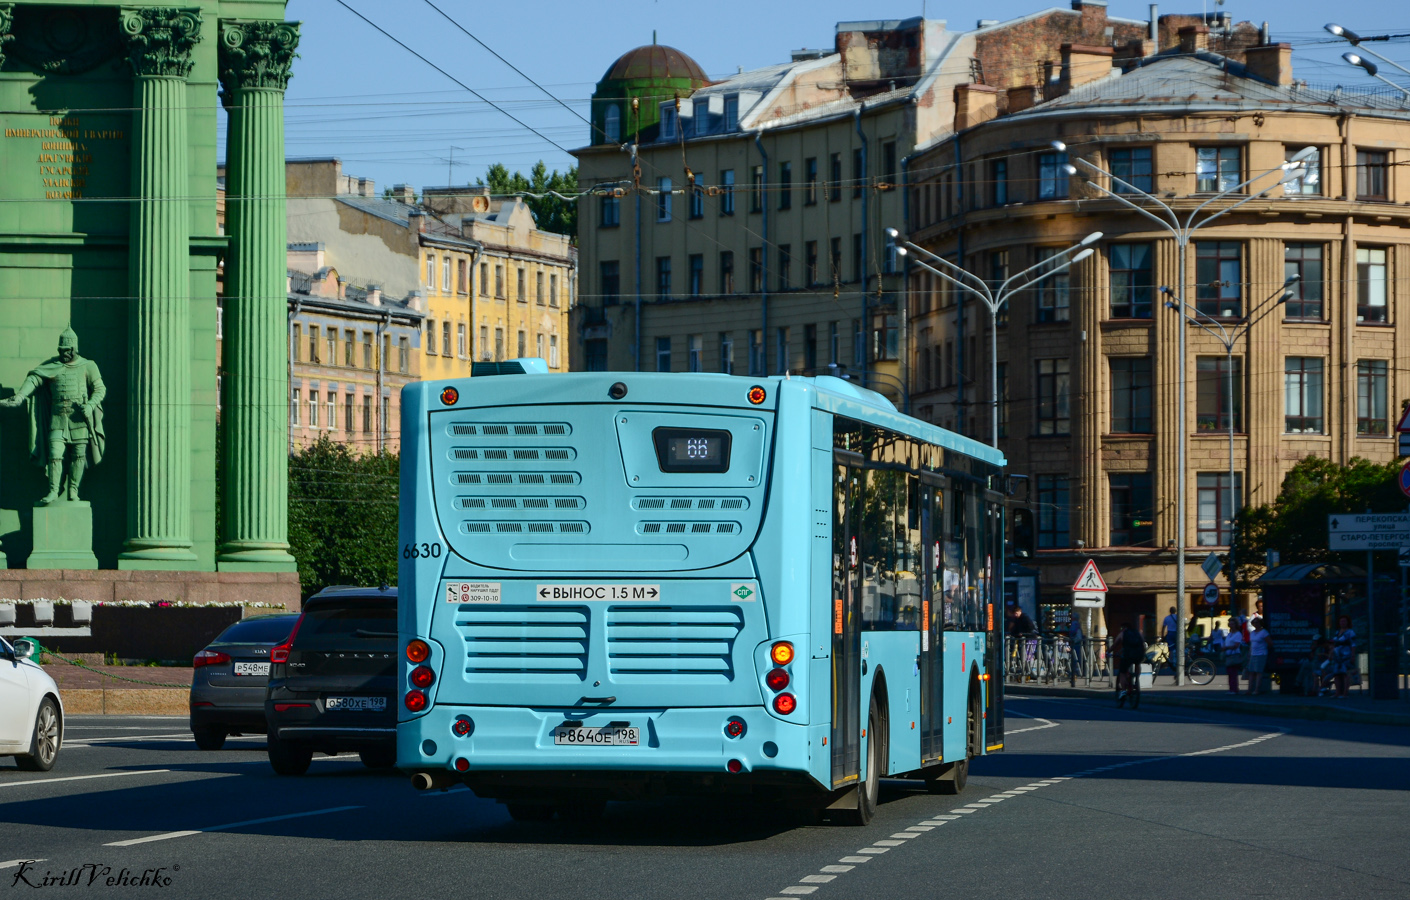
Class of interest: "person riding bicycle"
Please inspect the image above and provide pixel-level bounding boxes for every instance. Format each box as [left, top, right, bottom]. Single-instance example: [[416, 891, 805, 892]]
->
[[1112, 621, 1147, 699]]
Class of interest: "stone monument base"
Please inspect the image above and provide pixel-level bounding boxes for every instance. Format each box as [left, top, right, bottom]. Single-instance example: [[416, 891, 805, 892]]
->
[[0, 509, 18, 568], [28, 501, 99, 570], [0, 568, 302, 611]]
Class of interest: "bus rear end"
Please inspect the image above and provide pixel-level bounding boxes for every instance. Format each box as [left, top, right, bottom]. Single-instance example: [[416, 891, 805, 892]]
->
[[398, 370, 818, 810]]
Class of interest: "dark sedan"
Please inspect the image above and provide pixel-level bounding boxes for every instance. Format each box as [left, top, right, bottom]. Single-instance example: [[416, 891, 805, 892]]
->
[[264, 586, 397, 775], [189, 614, 301, 750]]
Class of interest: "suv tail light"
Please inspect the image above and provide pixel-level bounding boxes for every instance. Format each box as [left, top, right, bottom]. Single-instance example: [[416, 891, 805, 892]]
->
[[192, 650, 231, 668], [269, 611, 307, 665]]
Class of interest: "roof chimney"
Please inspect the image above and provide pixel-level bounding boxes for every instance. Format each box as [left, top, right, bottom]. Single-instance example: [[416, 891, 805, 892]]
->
[[1178, 25, 1208, 54], [1244, 42, 1293, 86], [390, 183, 416, 204], [954, 83, 1001, 131], [1006, 85, 1040, 114], [1059, 43, 1114, 93]]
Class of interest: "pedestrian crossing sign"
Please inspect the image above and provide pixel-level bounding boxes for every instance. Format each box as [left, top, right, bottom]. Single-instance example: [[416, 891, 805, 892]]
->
[[1071, 559, 1108, 593]]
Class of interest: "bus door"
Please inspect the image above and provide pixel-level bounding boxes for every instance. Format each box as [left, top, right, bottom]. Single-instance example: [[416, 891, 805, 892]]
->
[[830, 454, 864, 788], [919, 476, 944, 764], [984, 491, 1006, 750]]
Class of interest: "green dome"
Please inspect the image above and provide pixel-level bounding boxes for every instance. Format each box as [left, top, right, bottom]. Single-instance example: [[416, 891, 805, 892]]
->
[[590, 43, 710, 145], [600, 44, 708, 84]]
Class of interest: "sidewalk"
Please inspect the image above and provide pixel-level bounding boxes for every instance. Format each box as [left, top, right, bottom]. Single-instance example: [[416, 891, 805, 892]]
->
[[1007, 672, 1410, 727], [40, 662, 191, 716]]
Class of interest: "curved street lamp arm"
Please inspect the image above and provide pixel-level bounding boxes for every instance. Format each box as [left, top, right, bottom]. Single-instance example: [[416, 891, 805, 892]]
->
[[1000, 253, 1084, 301], [1080, 179, 1181, 236], [1186, 184, 1279, 234], [900, 241, 993, 297], [1233, 289, 1294, 342], [904, 253, 995, 308], [995, 238, 1095, 296], [1073, 157, 1180, 230], [1169, 302, 1233, 348], [1349, 43, 1410, 81]]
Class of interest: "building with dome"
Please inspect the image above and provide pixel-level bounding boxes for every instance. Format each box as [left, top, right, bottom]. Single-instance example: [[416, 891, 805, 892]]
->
[[590, 41, 711, 145]]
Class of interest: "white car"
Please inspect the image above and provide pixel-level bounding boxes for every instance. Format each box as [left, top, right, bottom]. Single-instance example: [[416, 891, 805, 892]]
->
[[0, 637, 63, 771]]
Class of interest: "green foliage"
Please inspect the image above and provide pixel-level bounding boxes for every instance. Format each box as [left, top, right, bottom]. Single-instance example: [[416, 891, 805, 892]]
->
[[477, 161, 578, 239], [1232, 455, 1406, 586], [288, 438, 399, 595]]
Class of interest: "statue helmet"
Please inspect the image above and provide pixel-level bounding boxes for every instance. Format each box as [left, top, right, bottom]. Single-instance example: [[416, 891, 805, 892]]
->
[[58, 326, 78, 351]]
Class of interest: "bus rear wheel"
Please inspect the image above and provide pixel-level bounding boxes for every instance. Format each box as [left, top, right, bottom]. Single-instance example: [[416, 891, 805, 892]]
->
[[839, 694, 883, 825]]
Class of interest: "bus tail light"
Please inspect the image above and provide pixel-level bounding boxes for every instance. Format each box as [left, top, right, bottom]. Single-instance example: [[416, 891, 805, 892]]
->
[[773, 693, 797, 715], [409, 665, 435, 689], [452, 717, 473, 737], [770, 641, 794, 665], [192, 650, 230, 668], [765, 668, 790, 691], [724, 719, 745, 739], [406, 640, 430, 663], [404, 690, 427, 712], [454, 757, 470, 772], [727, 758, 743, 773]]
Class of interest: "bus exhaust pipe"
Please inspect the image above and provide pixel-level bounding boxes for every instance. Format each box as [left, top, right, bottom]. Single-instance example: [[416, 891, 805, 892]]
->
[[411, 770, 459, 791]]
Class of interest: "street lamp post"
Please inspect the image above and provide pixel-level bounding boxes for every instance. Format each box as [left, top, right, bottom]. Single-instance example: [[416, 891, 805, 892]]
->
[[887, 227, 1101, 448], [1164, 280, 1296, 618], [1327, 23, 1410, 97], [1054, 140, 1314, 685]]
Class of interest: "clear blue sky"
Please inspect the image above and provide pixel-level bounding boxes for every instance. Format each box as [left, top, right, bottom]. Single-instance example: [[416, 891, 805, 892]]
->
[[267, 0, 1410, 192]]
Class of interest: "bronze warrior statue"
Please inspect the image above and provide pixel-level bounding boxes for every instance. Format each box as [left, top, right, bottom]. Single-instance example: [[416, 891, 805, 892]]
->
[[0, 327, 107, 505]]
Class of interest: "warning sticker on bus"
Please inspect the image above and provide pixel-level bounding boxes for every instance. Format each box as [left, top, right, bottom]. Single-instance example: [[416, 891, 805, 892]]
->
[[446, 582, 501, 604], [535, 584, 660, 601]]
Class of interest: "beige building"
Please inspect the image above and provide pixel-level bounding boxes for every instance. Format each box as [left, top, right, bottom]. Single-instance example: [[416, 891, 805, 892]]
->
[[907, 26, 1408, 629]]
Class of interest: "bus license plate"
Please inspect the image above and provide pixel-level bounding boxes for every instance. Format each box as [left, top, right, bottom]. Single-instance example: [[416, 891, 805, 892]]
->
[[326, 696, 386, 712], [233, 662, 269, 676], [553, 726, 639, 746]]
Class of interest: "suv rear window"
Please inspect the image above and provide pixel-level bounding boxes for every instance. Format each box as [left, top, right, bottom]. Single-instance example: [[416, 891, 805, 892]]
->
[[214, 616, 299, 644], [294, 603, 396, 650]]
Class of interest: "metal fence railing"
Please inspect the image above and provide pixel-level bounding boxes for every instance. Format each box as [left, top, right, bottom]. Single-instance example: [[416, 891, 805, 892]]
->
[[1004, 633, 1114, 687]]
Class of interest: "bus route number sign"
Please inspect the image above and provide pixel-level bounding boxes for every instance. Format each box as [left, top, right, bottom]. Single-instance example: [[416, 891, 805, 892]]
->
[[536, 584, 661, 601]]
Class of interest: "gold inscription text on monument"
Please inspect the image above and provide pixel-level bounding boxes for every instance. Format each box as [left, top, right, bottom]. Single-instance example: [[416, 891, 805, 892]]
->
[[3, 116, 125, 199]]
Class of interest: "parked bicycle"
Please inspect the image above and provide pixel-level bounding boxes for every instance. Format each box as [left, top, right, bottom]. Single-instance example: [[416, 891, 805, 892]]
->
[[1149, 639, 1216, 686]]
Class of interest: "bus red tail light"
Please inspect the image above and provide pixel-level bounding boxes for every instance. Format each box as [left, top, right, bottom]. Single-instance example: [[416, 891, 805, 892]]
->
[[770, 641, 794, 666], [727, 758, 743, 773], [454, 757, 470, 772], [406, 640, 430, 663], [192, 650, 231, 668], [404, 690, 427, 712], [724, 719, 745, 739], [409, 665, 435, 689], [772, 693, 797, 715], [765, 668, 790, 691]]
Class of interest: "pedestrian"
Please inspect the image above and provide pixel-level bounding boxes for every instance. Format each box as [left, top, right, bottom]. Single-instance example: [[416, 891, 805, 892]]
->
[[1161, 605, 1179, 671], [1211, 618, 1227, 654], [1068, 612, 1086, 676], [1249, 598, 1266, 632], [1246, 618, 1273, 694], [1222, 619, 1246, 694], [1330, 615, 1357, 699], [1011, 606, 1036, 635]]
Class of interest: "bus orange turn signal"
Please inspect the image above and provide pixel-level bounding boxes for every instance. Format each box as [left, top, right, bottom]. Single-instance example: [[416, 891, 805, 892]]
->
[[440, 386, 459, 405], [770, 641, 794, 666], [406, 639, 430, 663]]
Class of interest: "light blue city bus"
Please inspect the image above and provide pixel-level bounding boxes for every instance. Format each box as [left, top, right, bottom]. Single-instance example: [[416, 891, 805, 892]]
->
[[397, 362, 1006, 824]]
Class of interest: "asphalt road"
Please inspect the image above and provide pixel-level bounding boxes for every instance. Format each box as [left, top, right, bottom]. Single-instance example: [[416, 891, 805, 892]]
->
[[1, 699, 1406, 900]]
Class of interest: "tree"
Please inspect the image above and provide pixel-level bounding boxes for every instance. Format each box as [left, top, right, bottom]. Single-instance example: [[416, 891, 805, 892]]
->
[[477, 161, 578, 239], [1232, 455, 1405, 587], [287, 438, 399, 594]]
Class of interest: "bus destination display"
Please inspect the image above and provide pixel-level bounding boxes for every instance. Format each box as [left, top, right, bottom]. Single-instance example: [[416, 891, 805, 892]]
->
[[652, 427, 732, 473]]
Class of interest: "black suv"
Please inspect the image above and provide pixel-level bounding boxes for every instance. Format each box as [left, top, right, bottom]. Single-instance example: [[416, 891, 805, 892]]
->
[[264, 586, 397, 776]]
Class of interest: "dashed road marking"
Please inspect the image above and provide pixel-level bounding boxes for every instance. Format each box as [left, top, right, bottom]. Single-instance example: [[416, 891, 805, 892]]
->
[[103, 805, 362, 847], [0, 860, 45, 871], [0, 769, 171, 789]]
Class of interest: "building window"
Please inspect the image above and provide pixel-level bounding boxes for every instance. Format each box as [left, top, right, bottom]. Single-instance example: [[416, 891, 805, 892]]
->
[[688, 254, 703, 296], [308, 325, 319, 363], [719, 333, 734, 375], [882, 141, 897, 188], [1109, 473, 1154, 547], [382, 333, 390, 371], [1284, 243, 1323, 319], [830, 238, 843, 285], [479, 325, 488, 360], [656, 256, 671, 298], [344, 329, 354, 366], [549, 335, 559, 368], [750, 165, 763, 213], [425, 255, 435, 290], [1195, 241, 1242, 317], [804, 323, 817, 371], [1357, 150, 1388, 200], [442, 256, 451, 293], [694, 98, 709, 135], [601, 260, 620, 305], [852, 148, 864, 199], [1034, 247, 1071, 322], [362, 397, 371, 435], [550, 273, 559, 307], [344, 394, 354, 432], [494, 264, 504, 298], [990, 158, 1007, 206], [494, 327, 503, 361], [1196, 146, 1241, 193], [517, 330, 526, 358], [381, 396, 390, 437], [326, 330, 336, 364], [516, 268, 526, 302], [805, 241, 819, 286], [398, 336, 409, 373], [536, 333, 544, 360], [1285, 146, 1321, 195], [1197, 473, 1242, 547], [829, 153, 842, 202], [325, 395, 334, 429], [829, 321, 839, 365], [1110, 357, 1153, 433], [720, 251, 735, 294], [749, 247, 763, 293], [1196, 356, 1243, 432], [689, 182, 703, 219], [657, 177, 672, 221], [1285, 357, 1324, 433], [291, 323, 301, 362], [600, 193, 620, 227], [1110, 147, 1153, 194], [1109, 243, 1153, 318], [873, 314, 898, 362], [656, 336, 671, 372], [775, 327, 789, 374], [688, 334, 703, 372], [723, 95, 738, 130], [804, 157, 818, 205], [604, 104, 621, 142], [290, 388, 300, 426], [1038, 151, 1069, 200], [660, 104, 677, 140], [778, 161, 792, 209], [1356, 247, 1388, 322], [364, 331, 376, 368], [480, 262, 489, 296], [1035, 358, 1070, 435], [457, 323, 467, 359], [535, 271, 545, 306], [749, 329, 763, 376], [1357, 359, 1389, 435], [777, 244, 791, 290], [440, 322, 450, 358], [1036, 475, 1070, 548], [720, 169, 735, 215]]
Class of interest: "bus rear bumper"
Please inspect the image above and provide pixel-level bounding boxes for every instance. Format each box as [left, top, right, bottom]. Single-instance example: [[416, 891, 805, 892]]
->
[[400, 704, 826, 792]]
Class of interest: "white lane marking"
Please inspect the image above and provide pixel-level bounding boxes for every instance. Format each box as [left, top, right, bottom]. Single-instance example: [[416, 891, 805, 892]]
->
[[950, 807, 977, 813], [800, 875, 836, 883], [778, 888, 817, 896], [1005, 718, 1059, 735], [0, 769, 170, 789], [932, 814, 961, 819], [103, 805, 362, 847], [821, 865, 855, 873], [874, 839, 906, 847], [858, 847, 889, 854], [888, 833, 919, 839], [906, 825, 934, 832], [839, 857, 871, 864], [0, 860, 46, 870], [64, 733, 195, 746]]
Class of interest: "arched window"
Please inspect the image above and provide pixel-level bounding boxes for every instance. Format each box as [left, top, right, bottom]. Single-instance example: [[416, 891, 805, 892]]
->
[[604, 104, 621, 143]]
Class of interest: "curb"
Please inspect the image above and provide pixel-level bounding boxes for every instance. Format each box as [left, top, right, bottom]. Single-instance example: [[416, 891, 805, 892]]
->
[[1006, 684, 1410, 727], [61, 688, 189, 716]]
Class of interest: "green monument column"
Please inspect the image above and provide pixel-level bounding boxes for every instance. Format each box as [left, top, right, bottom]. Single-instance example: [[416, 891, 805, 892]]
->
[[216, 19, 298, 571], [117, 8, 202, 568]]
